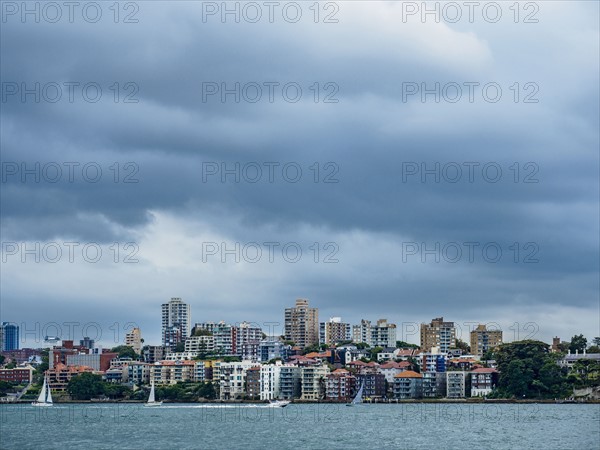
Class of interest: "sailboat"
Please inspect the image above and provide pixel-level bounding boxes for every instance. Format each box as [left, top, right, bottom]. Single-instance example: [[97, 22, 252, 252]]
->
[[143, 381, 162, 407], [32, 376, 53, 407], [346, 382, 364, 407]]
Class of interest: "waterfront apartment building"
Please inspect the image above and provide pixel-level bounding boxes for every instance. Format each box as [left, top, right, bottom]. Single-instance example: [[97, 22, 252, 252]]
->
[[260, 363, 282, 400], [420, 317, 456, 353], [470, 325, 503, 357], [284, 299, 319, 349], [192, 321, 262, 358], [300, 364, 329, 400], [319, 317, 351, 346], [470, 368, 498, 397], [393, 371, 423, 399], [279, 365, 302, 399], [259, 339, 290, 362], [161, 298, 191, 350], [125, 327, 143, 354], [325, 368, 356, 401], [150, 360, 198, 385], [142, 345, 166, 364], [215, 360, 260, 400], [0, 323, 19, 351], [446, 371, 468, 398]]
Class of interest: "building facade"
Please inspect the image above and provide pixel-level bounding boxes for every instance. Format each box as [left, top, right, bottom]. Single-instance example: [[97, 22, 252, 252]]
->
[[1, 323, 19, 351], [284, 299, 319, 349], [420, 317, 456, 353], [125, 327, 143, 354], [394, 371, 423, 399], [470, 325, 502, 358], [320, 317, 351, 346], [161, 298, 191, 350], [446, 371, 468, 398]]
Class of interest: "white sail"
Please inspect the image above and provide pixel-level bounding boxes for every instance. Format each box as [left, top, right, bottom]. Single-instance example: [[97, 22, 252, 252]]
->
[[351, 383, 364, 405], [36, 377, 53, 404], [148, 383, 156, 403], [37, 378, 47, 403], [46, 379, 53, 404]]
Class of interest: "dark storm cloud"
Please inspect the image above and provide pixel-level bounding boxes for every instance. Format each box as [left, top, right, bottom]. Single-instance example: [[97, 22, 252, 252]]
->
[[0, 2, 598, 343]]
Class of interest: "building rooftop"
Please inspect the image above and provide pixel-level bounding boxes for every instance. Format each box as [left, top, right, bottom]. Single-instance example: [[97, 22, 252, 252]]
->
[[394, 370, 422, 379]]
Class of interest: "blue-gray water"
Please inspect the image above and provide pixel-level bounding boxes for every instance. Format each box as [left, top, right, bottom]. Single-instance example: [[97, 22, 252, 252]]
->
[[1, 403, 599, 449]]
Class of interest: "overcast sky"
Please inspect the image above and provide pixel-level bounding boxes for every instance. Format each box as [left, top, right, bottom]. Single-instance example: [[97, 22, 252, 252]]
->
[[1, 1, 598, 348]]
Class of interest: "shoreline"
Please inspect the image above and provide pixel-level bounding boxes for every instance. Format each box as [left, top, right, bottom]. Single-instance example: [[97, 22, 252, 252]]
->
[[8, 398, 600, 405]]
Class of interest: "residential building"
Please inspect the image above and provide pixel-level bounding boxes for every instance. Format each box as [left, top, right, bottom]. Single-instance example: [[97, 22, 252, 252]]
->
[[284, 299, 319, 349], [470, 368, 499, 397], [470, 325, 502, 358], [320, 317, 351, 346], [352, 319, 396, 347], [161, 298, 191, 350], [446, 371, 468, 398], [352, 320, 372, 345], [245, 366, 261, 399], [46, 363, 96, 391], [326, 368, 356, 401], [558, 350, 600, 369], [420, 317, 456, 353], [356, 372, 387, 399], [142, 345, 166, 363], [422, 372, 446, 398], [150, 360, 196, 385], [279, 365, 301, 399], [0, 365, 34, 384], [259, 339, 290, 362], [0, 348, 42, 365], [185, 335, 215, 354], [371, 319, 397, 347], [215, 360, 259, 400], [378, 361, 411, 384], [1, 323, 19, 351], [394, 371, 423, 399], [194, 361, 206, 383], [300, 364, 329, 400], [125, 327, 143, 354], [128, 362, 151, 385], [419, 347, 447, 373], [259, 363, 282, 400]]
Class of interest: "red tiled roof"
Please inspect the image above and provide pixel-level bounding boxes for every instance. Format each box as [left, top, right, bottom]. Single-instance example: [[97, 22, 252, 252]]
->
[[398, 361, 411, 368], [471, 367, 497, 373], [394, 370, 422, 379]]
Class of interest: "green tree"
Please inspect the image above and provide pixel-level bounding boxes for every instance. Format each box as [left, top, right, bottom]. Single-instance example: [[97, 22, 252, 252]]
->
[[193, 329, 213, 337], [370, 347, 384, 361], [455, 340, 471, 353], [5, 361, 16, 369], [355, 342, 370, 349], [395, 341, 418, 349], [569, 335, 587, 353], [197, 382, 217, 399], [67, 373, 105, 400], [110, 345, 138, 360], [492, 340, 569, 399], [0, 355, 5, 365], [173, 342, 186, 353]]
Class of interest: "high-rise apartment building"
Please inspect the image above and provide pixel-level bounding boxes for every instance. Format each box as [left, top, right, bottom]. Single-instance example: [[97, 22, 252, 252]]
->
[[352, 319, 397, 347], [420, 317, 456, 353], [125, 327, 143, 354], [161, 298, 191, 350], [352, 319, 372, 345], [284, 299, 319, 349], [320, 317, 351, 346], [470, 324, 502, 357], [0, 323, 19, 351], [371, 319, 397, 347]]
